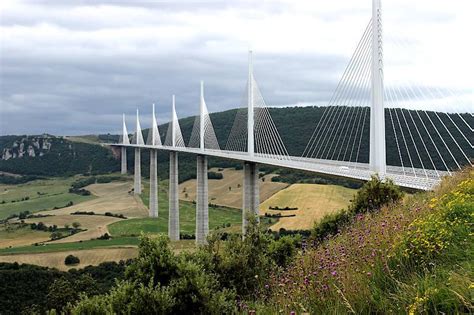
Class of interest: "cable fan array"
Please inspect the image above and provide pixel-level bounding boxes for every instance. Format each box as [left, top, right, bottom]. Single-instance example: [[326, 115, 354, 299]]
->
[[225, 70, 290, 160], [163, 97, 186, 147], [302, 21, 373, 165], [187, 91, 220, 150], [302, 17, 473, 178], [383, 37, 473, 176], [131, 110, 145, 145], [146, 104, 162, 146]]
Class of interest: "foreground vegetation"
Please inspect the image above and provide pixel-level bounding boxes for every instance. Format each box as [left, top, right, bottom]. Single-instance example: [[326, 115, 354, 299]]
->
[[0, 169, 471, 314], [66, 169, 472, 314], [0, 261, 128, 314], [261, 170, 473, 314]]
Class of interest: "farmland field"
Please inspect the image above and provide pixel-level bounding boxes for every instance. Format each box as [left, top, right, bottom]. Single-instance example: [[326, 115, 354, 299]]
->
[[0, 224, 51, 248], [0, 177, 94, 219], [110, 196, 241, 237], [0, 239, 196, 270], [0, 236, 140, 255], [260, 183, 356, 230], [0, 247, 138, 271], [179, 168, 288, 208]]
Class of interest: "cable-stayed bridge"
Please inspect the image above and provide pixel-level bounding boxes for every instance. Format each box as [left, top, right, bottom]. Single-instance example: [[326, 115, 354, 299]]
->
[[108, 0, 473, 244]]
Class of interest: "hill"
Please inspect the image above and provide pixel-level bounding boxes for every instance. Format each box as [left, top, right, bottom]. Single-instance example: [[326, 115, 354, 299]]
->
[[0, 134, 118, 177], [0, 107, 471, 182]]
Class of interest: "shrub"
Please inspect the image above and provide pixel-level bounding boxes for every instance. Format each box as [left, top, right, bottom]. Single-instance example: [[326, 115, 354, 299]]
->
[[50, 231, 63, 240], [311, 175, 403, 241], [64, 255, 80, 265], [311, 209, 351, 241], [349, 174, 403, 214], [208, 172, 223, 180], [97, 233, 110, 240], [268, 235, 301, 267]]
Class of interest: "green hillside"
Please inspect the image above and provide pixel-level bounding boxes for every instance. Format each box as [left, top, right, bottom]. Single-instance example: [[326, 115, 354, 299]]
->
[[0, 135, 118, 177], [1, 107, 472, 181]]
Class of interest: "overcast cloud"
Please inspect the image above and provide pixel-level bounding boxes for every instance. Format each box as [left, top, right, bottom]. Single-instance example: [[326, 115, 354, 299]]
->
[[0, 0, 472, 136]]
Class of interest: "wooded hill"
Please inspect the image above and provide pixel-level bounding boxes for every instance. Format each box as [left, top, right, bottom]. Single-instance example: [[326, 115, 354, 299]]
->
[[0, 107, 471, 183]]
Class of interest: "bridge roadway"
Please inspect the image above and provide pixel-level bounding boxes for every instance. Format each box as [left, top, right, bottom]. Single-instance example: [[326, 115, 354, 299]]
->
[[109, 143, 447, 191]]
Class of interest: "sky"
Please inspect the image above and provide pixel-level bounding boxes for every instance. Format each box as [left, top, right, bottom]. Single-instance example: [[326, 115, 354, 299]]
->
[[0, 0, 472, 136]]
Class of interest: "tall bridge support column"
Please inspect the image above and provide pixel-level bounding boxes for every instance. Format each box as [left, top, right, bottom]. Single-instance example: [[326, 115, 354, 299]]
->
[[242, 161, 259, 235], [195, 155, 209, 245], [168, 151, 180, 241], [121, 147, 127, 174], [149, 149, 158, 218], [133, 148, 141, 195], [369, 0, 386, 175]]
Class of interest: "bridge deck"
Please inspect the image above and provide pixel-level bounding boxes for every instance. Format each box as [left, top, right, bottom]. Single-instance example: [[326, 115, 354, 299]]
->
[[107, 143, 448, 190]]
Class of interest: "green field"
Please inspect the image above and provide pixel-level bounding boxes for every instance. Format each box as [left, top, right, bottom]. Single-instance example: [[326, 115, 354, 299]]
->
[[109, 180, 242, 236], [0, 177, 94, 219], [0, 236, 140, 255]]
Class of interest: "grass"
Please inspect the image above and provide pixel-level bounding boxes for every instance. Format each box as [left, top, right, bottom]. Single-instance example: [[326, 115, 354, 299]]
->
[[109, 201, 241, 236], [0, 224, 51, 248], [0, 247, 138, 271], [0, 236, 140, 255], [0, 177, 94, 219], [107, 179, 242, 236], [259, 169, 473, 314], [179, 168, 288, 209], [259, 183, 356, 230]]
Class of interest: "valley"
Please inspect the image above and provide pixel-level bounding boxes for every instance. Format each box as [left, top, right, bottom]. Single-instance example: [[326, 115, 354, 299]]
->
[[0, 169, 350, 270]]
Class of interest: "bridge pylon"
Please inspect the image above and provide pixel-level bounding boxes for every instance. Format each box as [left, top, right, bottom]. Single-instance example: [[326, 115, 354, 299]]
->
[[147, 103, 160, 218], [133, 109, 144, 195], [120, 114, 130, 175], [168, 95, 180, 241], [247, 51, 254, 157], [369, 0, 386, 175]]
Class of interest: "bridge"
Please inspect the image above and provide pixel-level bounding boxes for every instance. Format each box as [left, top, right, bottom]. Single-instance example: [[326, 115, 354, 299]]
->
[[107, 0, 473, 245]]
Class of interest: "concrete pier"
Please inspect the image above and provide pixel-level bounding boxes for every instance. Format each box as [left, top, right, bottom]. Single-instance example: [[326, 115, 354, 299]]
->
[[149, 149, 158, 218], [242, 161, 259, 235], [121, 147, 127, 174], [134, 148, 141, 195], [168, 151, 180, 241], [195, 155, 209, 245]]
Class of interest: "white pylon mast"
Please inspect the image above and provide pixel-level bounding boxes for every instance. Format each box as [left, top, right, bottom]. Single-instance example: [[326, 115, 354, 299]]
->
[[122, 114, 130, 145], [135, 109, 144, 145], [200, 81, 205, 151], [172, 95, 176, 148], [247, 51, 254, 157], [369, 0, 386, 174]]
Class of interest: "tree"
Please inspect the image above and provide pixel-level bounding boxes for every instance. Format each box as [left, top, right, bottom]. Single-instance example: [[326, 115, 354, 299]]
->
[[50, 231, 62, 240], [72, 222, 81, 229], [65, 255, 80, 265], [47, 275, 100, 312]]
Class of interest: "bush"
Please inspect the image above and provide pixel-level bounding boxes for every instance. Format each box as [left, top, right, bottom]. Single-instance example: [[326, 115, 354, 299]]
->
[[208, 172, 223, 180], [349, 174, 403, 214], [268, 235, 302, 267], [50, 231, 63, 240], [311, 210, 351, 241], [97, 233, 111, 240], [64, 255, 80, 266], [312, 175, 403, 241]]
